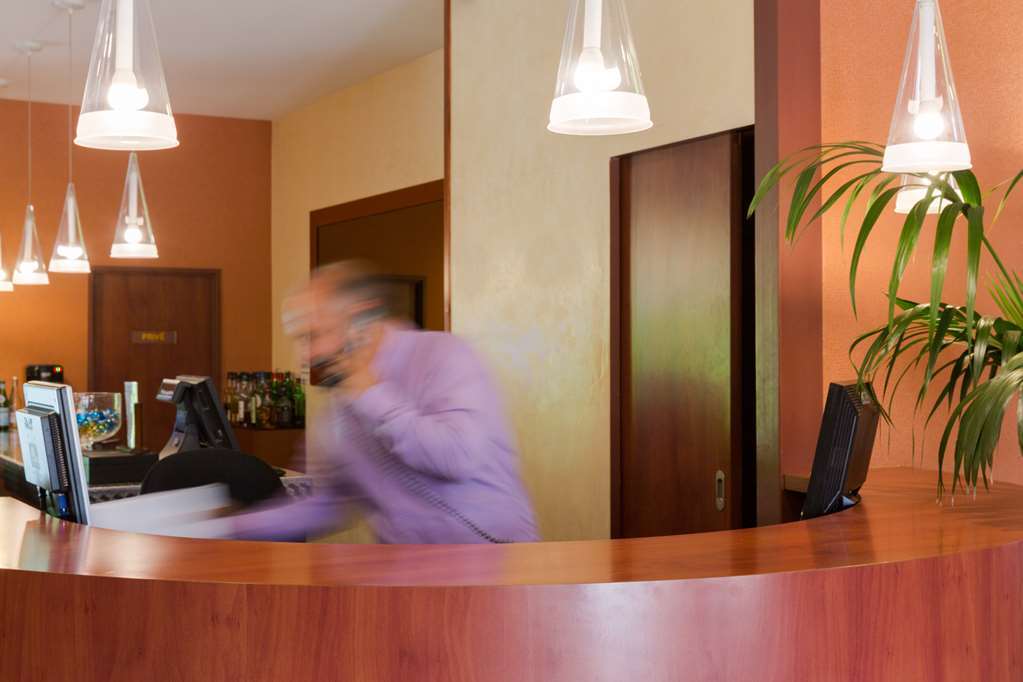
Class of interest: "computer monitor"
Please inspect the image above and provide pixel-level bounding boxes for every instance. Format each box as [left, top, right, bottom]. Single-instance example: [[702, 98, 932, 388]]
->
[[16, 382, 91, 524], [801, 381, 880, 519], [156, 376, 239, 458]]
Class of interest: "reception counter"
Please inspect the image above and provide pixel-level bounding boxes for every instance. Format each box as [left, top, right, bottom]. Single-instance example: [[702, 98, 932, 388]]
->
[[1, 467, 1021, 680]]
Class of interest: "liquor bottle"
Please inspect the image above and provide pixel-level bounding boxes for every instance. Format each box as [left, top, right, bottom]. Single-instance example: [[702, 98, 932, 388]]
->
[[258, 372, 275, 428], [292, 373, 306, 428], [274, 372, 294, 428], [0, 380, 9, 433], [249, 373, 262, 428], [9, 377, 18, 433], [224, 373, 237, 425]]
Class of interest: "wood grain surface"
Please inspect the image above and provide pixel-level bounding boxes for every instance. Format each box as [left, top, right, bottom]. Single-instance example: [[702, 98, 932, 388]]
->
[[1, 467, 1021, 680]]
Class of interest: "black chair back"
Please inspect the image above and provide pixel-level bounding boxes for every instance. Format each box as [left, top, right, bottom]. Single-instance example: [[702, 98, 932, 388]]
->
[[140, 449, 283, 506]]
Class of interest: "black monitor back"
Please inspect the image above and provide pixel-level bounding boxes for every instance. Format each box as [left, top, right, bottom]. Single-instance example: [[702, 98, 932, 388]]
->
[[802, 381, 879, 519], [157, 376, 239, 458]]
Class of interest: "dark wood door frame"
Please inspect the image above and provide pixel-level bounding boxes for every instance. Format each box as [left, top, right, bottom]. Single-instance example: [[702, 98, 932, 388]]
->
[[309, 180, 447, 325], [87, 266, 222, 392]]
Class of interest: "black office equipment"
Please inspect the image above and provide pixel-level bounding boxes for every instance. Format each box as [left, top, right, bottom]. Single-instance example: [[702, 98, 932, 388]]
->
[[25, 364, 65, 384], [156, 376, 239, 458], [141, 449, 282, 505], [801, 381, 880, 520]]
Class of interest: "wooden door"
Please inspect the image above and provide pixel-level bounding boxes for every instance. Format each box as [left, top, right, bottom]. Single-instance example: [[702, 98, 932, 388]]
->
[[90, 268, 220, 453], [612, 129, 755, 538]]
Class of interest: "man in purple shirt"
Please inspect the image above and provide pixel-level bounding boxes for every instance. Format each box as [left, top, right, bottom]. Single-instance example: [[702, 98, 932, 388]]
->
[[233, 263, 539, 544]]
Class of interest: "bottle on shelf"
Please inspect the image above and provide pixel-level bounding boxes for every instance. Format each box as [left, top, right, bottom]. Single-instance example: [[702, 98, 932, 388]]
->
[[257, 372, 275, 428], [224, 372, 238, 425], [248, 372, 262, 429], [274, 371, 294, 428], [9, 377, 19, 432], [292, 373, 306, 428], [0, 380, 9, 433]]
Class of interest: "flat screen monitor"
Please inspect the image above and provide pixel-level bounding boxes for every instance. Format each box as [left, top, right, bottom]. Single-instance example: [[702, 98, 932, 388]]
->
[[16, 382, 91, 524], [801, 381, 880, 519], [156, 376, 239, 458]]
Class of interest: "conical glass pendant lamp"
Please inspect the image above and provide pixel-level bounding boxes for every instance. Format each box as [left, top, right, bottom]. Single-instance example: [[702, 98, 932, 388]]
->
[[76, 0, 178, 150], [13, 44, 48, 286], [0, 235, 14, 293], [882, 0, 970, 173], [50, 184, 90, 272], [548, 0, 652, 135], [13, 206, 49, 286], [51, 6, 91, 274], [894, 173, 963, 214], [110, 152, 158, 258]]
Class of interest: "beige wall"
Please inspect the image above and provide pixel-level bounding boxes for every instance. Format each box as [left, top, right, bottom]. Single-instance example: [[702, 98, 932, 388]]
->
[[270, 50, 443, 541], [271, 49, 444, 370], [450, 1, 755, 540]]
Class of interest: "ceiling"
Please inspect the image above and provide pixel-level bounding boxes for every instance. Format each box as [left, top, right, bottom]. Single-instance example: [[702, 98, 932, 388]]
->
[[0, 0, 443, 120]]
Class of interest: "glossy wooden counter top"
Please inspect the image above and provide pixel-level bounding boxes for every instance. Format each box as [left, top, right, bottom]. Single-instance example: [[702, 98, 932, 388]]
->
[[3, 466, 1022, 681], [1, 466, 1021, 587]]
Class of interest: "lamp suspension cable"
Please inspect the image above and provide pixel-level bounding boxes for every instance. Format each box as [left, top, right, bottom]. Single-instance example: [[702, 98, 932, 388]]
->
[[68, 8, 73, 181], [26, 50, 32, 203]]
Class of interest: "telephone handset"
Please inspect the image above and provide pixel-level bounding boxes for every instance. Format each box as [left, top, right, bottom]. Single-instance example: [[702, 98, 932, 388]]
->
[[312, 309, 384, 388]]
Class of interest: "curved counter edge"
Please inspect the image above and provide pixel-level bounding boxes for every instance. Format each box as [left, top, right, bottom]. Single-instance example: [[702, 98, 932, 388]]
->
[[2, 466, 1022, 680]]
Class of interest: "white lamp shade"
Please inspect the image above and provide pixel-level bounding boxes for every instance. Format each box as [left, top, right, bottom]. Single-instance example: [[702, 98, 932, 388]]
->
[[882, 0, 969, 173], [894, 173, 962, 214], [12, 205, 49, 286], [549, 0, 651, 135], [76, 0, 178, 150], [49, 183, 91, 274], [111, 152, 159, 259]]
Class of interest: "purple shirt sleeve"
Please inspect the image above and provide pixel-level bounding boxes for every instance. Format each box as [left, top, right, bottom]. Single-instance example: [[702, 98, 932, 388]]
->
[[231, 413, 364, 541], [349, 341, 494, 481]]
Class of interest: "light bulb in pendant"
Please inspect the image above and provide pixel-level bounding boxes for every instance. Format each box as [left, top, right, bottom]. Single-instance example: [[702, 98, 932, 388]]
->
[[573, 47, 621, 93], [124, 224, 143, 244], [107, 69, 149, 111]]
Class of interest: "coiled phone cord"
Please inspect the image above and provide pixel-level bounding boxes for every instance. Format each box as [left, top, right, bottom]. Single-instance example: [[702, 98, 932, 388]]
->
[[347, 417, 512, 544]]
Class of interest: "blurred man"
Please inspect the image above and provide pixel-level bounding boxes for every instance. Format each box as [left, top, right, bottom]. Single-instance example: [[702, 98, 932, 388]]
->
[[233, 262, 539, 543]]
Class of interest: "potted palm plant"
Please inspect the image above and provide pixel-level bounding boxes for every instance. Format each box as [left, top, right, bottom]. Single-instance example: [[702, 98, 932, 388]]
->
[[750, 141, 1023, 498]]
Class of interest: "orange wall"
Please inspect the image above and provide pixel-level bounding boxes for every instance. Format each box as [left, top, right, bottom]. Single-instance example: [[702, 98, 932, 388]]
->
[[822, 1, 1023, 485], [0, 99, 272, 394]]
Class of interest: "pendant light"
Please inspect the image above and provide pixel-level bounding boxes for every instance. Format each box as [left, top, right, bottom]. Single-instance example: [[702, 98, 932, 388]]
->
[[76, 0, 178, 150], [51, 4, 91, 274], [894, 173, 963, 214], [13, 43, 49, 287], [0, 235, 13, 293], [110, 152, 158, 258], [882, 0, 970, 173], [548, 0, 652, 135]]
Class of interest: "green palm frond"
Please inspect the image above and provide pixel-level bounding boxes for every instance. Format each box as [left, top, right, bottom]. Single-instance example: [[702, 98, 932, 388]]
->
[[749, 141, 1023, 500]]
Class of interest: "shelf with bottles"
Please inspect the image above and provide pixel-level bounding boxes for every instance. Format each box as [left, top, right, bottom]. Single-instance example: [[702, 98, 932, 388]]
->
[[0, 378, 12, 435], [223, 370, 306, 431]]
